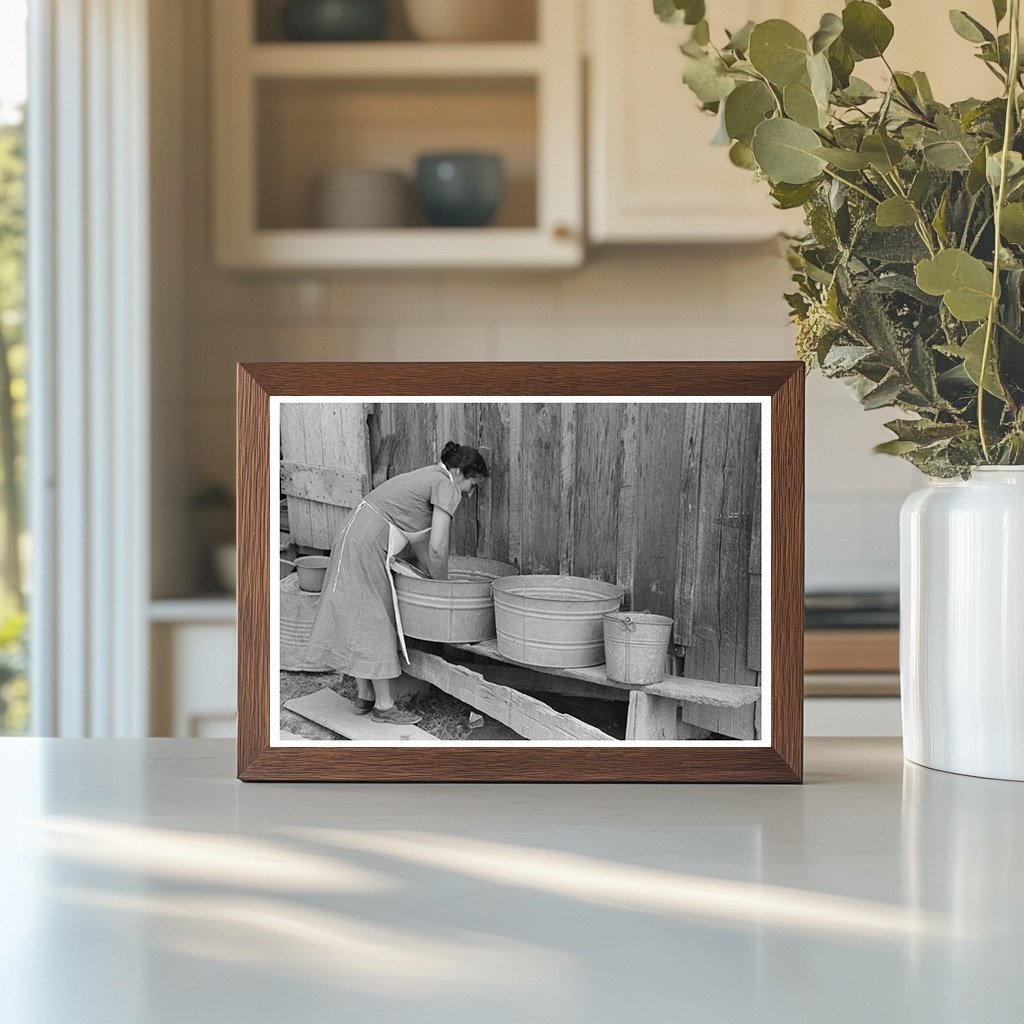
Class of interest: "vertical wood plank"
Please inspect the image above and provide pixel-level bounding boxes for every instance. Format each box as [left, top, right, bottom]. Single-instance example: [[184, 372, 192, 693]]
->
[[480, 403, 510, 563], [673, 404, 706, 646], [436, 402, 480, 556], [558, 403, 576, 575], [614, 403, 640, 608], [279, 403, 311, 547], [747, 444, 763, 673], [631, 403, 686, 618], [747, 574, 762, 672], [626, 691, 678, 740], [508, 403, 523, 571], [301, 403, 328, 547], [679, 403, 761, 735], [573, 403, 622, 583], [477, 444, 493, 558], [521, 403, 561, 574], [389, 403, 435, 478], [319, 401, 350, 543]]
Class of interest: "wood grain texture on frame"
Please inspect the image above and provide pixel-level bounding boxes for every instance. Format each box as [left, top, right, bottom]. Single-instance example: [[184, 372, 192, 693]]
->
[[237, 362, 804, 783]]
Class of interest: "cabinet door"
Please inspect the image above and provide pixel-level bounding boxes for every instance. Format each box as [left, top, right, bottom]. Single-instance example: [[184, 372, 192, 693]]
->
[[588, 0, 994, 244], [588, 0, 814, 242]]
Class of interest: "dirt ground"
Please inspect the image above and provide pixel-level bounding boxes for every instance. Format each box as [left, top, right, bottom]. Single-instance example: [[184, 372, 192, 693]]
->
[[280, 667, 628, 742], [280, 669, 521, 741]]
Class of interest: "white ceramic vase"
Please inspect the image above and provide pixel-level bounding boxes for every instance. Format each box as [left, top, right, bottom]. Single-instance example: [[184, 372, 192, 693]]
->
[[900, 467, 1024, 781]]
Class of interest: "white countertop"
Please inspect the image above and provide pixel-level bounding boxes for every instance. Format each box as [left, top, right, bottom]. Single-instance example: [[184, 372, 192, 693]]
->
[[1, 738, 1020, 1023]]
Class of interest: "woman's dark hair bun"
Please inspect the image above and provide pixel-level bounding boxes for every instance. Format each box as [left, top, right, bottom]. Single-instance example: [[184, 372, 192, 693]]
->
[[440, 440, 489, 479]]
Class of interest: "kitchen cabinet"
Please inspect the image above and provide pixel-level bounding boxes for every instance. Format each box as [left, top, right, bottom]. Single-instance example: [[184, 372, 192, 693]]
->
[[150, 600, 237, 737], [211, 0, 583, 269], [586, 0, 999, 244], [587, 0, 813, 243]]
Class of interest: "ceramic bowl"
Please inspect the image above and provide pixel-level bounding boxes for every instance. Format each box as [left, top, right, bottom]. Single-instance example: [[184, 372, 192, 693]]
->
[[281, 0, 388, 42], [403, 0, 531, 41], [415, 152, 504, 227]]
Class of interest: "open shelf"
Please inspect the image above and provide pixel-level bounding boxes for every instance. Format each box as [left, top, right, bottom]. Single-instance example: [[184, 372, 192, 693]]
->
[[257, 76, 537, 232], [213, 0, 581, 268]]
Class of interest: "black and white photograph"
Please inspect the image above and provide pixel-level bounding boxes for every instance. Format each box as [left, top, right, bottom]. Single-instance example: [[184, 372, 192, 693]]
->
[[271, 397, 768, 746]]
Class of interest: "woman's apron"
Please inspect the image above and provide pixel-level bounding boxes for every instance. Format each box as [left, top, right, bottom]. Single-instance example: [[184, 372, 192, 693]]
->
[[348, 464, 455, 665]]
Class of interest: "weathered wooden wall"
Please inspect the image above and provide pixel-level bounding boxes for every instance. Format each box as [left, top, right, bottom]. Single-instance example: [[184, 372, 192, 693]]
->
[[279, 402, 371, 549], [369, 401, 762, 690]]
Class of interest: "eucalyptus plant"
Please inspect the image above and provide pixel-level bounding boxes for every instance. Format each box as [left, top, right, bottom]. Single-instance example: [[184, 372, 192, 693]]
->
[[657, 0, 1024, 475]]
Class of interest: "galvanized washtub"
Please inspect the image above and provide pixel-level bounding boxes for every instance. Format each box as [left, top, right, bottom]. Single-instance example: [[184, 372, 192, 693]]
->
[[492, 575, 625, 668], [396, 556, 517, 643]]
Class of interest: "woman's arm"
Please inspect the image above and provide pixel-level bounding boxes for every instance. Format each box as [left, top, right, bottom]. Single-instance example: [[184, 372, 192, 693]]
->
[[407, 535, 432, 572], [424, 507, 452, 580]]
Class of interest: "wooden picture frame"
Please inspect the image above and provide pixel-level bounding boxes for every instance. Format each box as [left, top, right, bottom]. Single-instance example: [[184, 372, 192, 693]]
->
[[238, 362, 804, 782]]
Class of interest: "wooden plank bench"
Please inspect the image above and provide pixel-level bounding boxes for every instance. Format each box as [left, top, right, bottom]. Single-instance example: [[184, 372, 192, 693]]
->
[[404, 638, 761, 741]]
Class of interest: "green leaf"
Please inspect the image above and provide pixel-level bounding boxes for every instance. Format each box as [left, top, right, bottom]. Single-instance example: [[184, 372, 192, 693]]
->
[[653, 0, 705, 26], [939, 325, 1006, 398], [837, 76, 879, 104], [986, 150, 1024, 191], [682, 57, 736, 104], [711, 109, 731, 145], [748, 20, 809, 87], [932, 190, 950, 247], [724, 20, 755, 53], [842, 1, 895, 59], [860, 133, 904, 173], [691, 19, 710, 45], [993, 0, 1008, 24], [913, 71, 935, 104], [751, 118, 828, 184], [810, 12, 843, 54], [948, 10, 994, 44], [884, 418, 963, 443], [770, 180, 820, 209], [876, 197, 918, 228], [729, 140, 757, 169], [1000, 203, 1024, 245], [874, 439, 922, 455], [862, 374, 903, 409], [723, 81, 775, 144], [814, 146, 872, 170], [915, 249, 994, 322], [967, 144, 991, 194], [808, 51, 833, 109], [909, 164, 933, 205], [827, 35, 855, 89], [923, 140, 973, 171], [784, 80, 824, 129]]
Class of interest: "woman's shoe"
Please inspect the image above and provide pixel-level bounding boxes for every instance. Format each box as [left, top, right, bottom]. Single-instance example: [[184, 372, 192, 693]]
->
[[371, 706, 422, 725], [352, 697, 374, 716]]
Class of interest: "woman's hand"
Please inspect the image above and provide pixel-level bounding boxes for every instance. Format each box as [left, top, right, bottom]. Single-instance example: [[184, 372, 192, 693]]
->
[[425, 506, 452, 580]]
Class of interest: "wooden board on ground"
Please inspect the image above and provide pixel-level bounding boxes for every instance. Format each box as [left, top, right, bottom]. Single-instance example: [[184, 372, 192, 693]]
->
[[452, 639, 761, 709], [406, 649, 615, 741], [284, 688, 433, 741]]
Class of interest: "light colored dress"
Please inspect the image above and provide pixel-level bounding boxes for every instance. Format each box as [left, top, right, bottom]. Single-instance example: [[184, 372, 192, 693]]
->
[[305, 463, 462, 680]]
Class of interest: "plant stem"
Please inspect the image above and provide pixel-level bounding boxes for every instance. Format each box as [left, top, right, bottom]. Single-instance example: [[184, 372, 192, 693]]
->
[[822, 167, 880, 205], [979, 0, 1021, 462], [884, 171, 939, 254]]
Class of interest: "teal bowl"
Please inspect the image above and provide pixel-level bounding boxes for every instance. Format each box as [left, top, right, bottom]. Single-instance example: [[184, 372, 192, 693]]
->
[[415, 153, 505, 228], [281, 0, 388, 41]]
